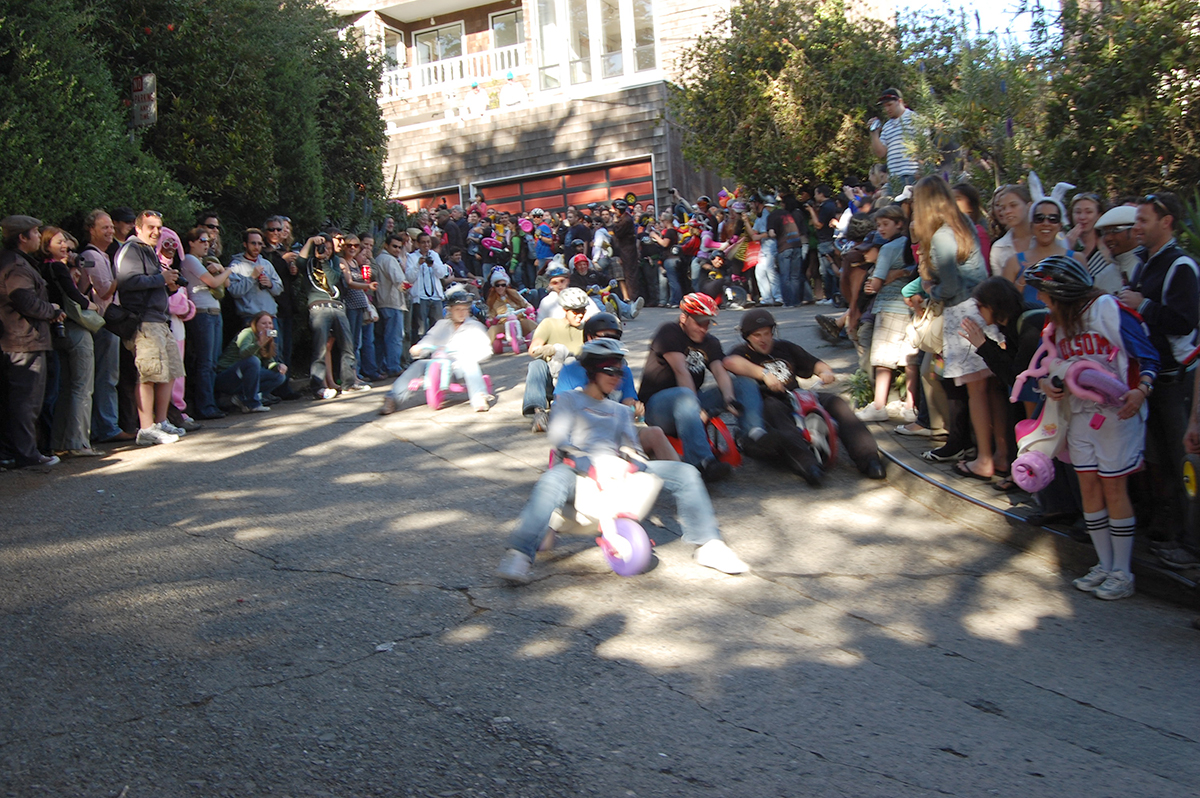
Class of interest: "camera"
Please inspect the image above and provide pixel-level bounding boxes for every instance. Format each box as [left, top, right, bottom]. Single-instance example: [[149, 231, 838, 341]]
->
[[51, 319, 67, 339], [175, 274, 189, 288], [868, 119, 881, 132], [268, 329, 278, 338], [315, 242, 326, 255]]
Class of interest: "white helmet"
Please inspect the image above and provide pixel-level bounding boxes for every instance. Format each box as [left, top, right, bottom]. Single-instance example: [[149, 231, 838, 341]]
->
[[558, 287, 590, 311]]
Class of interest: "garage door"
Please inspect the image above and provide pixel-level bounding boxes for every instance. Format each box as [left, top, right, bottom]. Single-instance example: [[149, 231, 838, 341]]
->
[[478, 159, 654, 215]]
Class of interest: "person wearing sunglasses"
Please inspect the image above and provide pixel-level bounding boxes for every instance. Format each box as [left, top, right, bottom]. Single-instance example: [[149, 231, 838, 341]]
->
[[495, 335, 749, 585], [483, 267, 535, 346], [194, 212, 222, 259], [1093, 205, 1140, 285], [1123, 191, 1200, 570], [1002, 197, 1083, 307], [638, 292, 760, 483]]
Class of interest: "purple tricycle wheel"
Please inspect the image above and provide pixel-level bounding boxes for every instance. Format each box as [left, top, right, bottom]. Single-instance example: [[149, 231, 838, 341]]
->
[[599, 518, 652, 577], [1013, 450, 1055, 493]]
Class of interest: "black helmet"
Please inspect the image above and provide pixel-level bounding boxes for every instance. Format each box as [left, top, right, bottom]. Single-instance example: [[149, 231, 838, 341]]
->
[[578, 337, 628, 368], [612, 199, 629, 212], [1024, 254, 1095, 301], [739, 308, 777, 338], [583, 312, 623, 340]]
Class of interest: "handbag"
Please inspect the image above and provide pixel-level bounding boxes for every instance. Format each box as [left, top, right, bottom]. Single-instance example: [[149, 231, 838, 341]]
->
[[102, 302, 142, 340], [906, 300, 945, 354], [63, 297, 106, 334], [363, 303, 379, 324]]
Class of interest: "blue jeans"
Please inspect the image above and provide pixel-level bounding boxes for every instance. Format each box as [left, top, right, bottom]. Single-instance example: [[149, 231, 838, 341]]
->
[[523, 358, 554, 414], [91, 327, 122, 440], [309, 303, 358, 392], [377, 307, 408, 374], [413, 299, 444, 338], [388, 357, 488, 408], [276, 309, 293, 367], [663, 256, 683, 305], [643, 380, 759, 467], [185, 311, 223, 417], [507, 461, 722, 560], [348, 309, 379, 379], [756, 240, 782, 304], [778, 246, 812, 305], [51, 320, 95, 451], [818, 241, 839, 302], [215, 355, 286, 409]]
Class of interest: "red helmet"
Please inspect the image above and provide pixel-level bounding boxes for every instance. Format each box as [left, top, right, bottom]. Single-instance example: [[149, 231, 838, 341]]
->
[[679, 292, 719, 318]]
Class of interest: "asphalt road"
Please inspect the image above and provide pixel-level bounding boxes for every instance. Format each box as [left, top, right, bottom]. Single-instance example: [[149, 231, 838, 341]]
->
[[2, 306, 1197, 798]]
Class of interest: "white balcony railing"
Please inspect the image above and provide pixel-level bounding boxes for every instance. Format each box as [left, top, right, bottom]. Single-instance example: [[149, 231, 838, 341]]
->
[[380, 43, 526, 100]]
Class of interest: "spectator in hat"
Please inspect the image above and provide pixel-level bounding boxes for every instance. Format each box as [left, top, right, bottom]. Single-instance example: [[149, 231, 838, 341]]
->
[[109, 207, 137, 256], [869, 88, 923, 192], [0, 215, 63, 470], [1094, 205, 1140, 286], [499, 71, 527, 107]]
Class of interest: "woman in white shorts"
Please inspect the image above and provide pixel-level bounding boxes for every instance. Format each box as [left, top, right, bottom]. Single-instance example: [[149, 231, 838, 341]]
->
[[910, 176, 1008, 480], [1026, 255, 1159, 601]]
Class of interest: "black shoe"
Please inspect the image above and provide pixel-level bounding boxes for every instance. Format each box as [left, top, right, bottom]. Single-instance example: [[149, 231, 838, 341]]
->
[[864, 459, 886, 480], [196, 410, 227, 420], [741, 431, 780, 459], [700, 458, 732, 482], [261, 394, 281, 406], [816, 314, 841, 343], [784, 448, 822, 486]]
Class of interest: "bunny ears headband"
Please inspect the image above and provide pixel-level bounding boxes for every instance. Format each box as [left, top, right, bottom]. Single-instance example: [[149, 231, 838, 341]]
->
[[1028, 171, 1074, 222]]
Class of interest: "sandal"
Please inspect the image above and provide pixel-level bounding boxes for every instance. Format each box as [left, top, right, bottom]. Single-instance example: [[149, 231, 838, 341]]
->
[[992, 476, 1019, 493], [920, 447, 965, 463], [952, 461, 994, 481]]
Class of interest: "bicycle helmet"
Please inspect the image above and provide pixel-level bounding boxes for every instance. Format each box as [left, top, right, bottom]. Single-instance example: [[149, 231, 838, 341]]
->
[[680, 292, 720, 318], [531, 208, 545, 217], [544, 263, 570, 278], [1024, 254, 1095, 302], [445, 285, 474, 305], [558, 287, 591, 311], [739, 308, 777, 339], [571, 253, 590, 268], [578, 337, 628, 367], [583, 312, 623, 340]]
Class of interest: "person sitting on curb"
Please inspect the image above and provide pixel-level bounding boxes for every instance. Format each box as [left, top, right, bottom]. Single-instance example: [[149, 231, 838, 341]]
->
[[215, 312, 289, 413], [554, 312, 681, 461], [723, 308, 888, 484], [523, 286, 589, 432], [637, 292, 759, 482], [381, 286, 493, 414], [495, 337, 750, 584]]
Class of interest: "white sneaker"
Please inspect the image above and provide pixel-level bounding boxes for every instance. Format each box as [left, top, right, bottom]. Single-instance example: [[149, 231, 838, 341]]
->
[[315, 388, 338, 400], [346, 383, 372, 393], [496, 549, 533, 584], [248, 404, 270, 413], [136, 426, 178, 446], [1094, 569, 1135, 600], [155, 420, 186, 437], [694, 540, 750, 574], [855, 403, 889, 422], [630, 297, 644, 318], [1072, 564, 1110, 593]]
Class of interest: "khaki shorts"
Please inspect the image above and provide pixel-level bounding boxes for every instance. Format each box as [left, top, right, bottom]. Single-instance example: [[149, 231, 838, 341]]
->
[[133, 321, 185, 383]]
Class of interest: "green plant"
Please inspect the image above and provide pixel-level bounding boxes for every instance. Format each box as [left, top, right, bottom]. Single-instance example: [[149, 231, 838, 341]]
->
[[846, 369, 874, 409], [1180, 189, 1200, 256]]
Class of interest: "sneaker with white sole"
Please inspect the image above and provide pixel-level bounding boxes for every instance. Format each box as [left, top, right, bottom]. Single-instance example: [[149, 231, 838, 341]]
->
[[315, 388, 338, 400], [630, 297, 644, 318], [694, 539, 750, 574], [496, 549, 533, 584], [156, 420, 186, 437], [855, 403, 889, 422], [1094, 569, 1135, 600], [346, 382, 372, 393], [1072, 564, 1110, 593], [136, 426, 178, 446], [179, 415, 203, 432]]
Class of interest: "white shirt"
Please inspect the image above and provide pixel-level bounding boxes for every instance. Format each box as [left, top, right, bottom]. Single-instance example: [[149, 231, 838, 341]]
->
[[405, 250, 449, 301]]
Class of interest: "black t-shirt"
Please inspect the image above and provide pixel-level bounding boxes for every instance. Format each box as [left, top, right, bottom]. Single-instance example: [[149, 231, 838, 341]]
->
[[638, 322, 725, 402], [569, 270, 605, 290], [727, 339, 820, 392], [567, 223, 591, 249], [768, 208, 805, 251], [816, 199, 839, 243]]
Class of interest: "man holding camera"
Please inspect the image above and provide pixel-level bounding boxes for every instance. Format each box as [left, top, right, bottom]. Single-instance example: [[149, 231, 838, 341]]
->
[[869, 87, 921, 192], [0, 215, 66, 469], [115, 211, 187, 446], [405, 232, 450, 338], [296, 233, 371, 399]]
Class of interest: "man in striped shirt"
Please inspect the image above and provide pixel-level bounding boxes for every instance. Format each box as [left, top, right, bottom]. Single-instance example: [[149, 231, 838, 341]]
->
[[869, 87, 922, 191]]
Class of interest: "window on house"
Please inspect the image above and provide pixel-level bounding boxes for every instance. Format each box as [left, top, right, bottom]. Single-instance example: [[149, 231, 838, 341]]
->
[[600, 0, 623, 78], [537, 0, 561, 89], [415, 24, 463, 64], [491, 10, 524, 49], [633, 0, 655, 72], [383, 28, 404, 69], [568, 0, 591, 84]]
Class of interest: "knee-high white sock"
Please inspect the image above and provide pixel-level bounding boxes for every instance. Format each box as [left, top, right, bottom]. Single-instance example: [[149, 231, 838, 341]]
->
[[1085, 509, 1113, 571], [1110, 516, 1136, 574]]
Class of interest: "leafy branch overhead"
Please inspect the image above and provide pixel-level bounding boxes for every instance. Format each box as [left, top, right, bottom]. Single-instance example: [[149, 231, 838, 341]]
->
[[669, 0, 1200, 196]]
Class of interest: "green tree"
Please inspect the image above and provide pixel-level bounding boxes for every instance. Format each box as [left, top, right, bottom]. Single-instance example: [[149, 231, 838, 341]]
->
[[671, 0, 910, 190], [0, 0, 193, 227], [1041, 0, 1200, 195]]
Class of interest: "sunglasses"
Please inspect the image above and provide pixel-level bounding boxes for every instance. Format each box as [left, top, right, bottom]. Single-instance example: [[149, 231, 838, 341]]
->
[[1100, 224, 1133, 235], [692, 318, 714, 328], [494, 282, 508, 287], [265, 226, 283, 232], [595, 366, 624, 377], [198, 238, 211, 244], [1142, 194, 1172, 217], [144, 210, 163, 218], [1032, 213, 1061, 224], [161, 241, 176, 249], [202, 221, 219, 229]]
